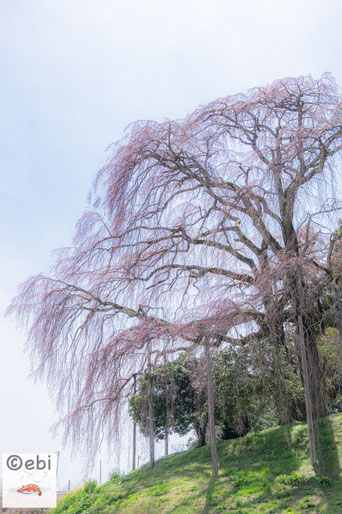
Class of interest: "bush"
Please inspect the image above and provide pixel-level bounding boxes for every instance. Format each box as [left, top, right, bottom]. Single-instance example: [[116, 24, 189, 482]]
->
[[83, 479, 97, 493], [275, 473, 308, 485], [108, 468, 121, 481]]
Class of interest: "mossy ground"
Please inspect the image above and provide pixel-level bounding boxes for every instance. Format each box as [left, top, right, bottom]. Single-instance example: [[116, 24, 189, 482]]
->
[[53, 413, 342, 513]]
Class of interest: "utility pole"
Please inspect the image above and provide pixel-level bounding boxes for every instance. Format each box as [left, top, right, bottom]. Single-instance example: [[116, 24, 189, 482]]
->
[[56, 451, 60, 489]]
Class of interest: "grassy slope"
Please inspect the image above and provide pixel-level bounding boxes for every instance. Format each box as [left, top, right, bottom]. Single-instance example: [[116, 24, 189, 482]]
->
[[54, 414, 342, 513]]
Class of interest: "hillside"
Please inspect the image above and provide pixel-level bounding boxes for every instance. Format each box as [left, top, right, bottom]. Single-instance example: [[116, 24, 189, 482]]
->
[[54, 413, 342, 513]]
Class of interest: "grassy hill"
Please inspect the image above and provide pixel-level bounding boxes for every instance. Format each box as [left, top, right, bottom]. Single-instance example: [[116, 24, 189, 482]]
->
[[53, 413, 342, 513]]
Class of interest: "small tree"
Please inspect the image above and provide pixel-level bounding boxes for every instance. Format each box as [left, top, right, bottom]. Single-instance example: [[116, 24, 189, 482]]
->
[[129, 353, 208, 447]]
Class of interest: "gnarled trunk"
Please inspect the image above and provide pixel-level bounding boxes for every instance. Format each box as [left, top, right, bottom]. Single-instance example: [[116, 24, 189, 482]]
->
[[296, 269, 328, 467], [299, 315, 328, 420]]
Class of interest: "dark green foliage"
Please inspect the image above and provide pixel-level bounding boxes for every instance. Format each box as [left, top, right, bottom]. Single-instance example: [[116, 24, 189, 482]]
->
[[213, 340, 305, 434], [318, 327, 342, 413], [129, 341, 309, 448], [129, 353, 207, 444]]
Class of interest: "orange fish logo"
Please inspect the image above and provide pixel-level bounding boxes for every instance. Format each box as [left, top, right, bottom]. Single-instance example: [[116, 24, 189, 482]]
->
[[17, 484, 42, 496]]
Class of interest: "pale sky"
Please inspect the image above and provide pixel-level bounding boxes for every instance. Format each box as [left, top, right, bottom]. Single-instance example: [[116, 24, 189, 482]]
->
[[1, 0, 342, 489]]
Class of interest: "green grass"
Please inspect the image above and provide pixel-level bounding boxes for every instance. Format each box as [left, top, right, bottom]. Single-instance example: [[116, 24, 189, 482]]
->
[[53, 413, 342, 513]]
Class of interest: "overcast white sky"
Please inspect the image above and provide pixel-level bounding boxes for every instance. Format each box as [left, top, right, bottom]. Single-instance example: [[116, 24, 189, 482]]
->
[[1, 0, 342, 489]]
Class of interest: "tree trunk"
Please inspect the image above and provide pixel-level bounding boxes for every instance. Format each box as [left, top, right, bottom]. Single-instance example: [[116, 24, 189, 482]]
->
[[204, 336, 218, 477], [298, 312, 317, 466], [165, 428, 169, 456], [147, 340, 155, 468], [193, 419, 207, 447], [296, 268, 328, 467], [301, 318, 328, 420], [132, 374, 137, 470]]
